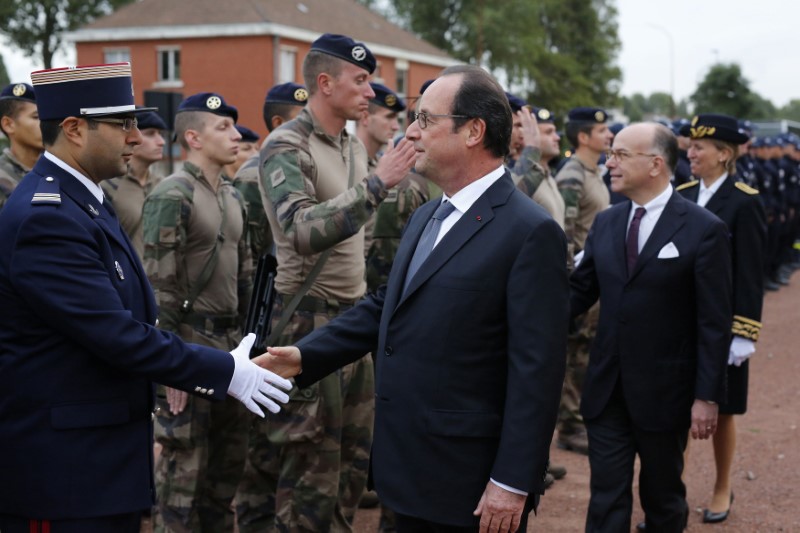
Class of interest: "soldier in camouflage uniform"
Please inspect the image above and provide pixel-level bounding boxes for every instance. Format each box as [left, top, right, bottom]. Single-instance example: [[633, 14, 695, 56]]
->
[[236, 34, 416, 532], [101, 110, 166, 258], [505, 93, 565, 229], [142, 92, 254, 533], [554, 107, 613, 455], [224, 124, 259, 179], [233, 82, 307, 264], [0, 83, 42, 211]]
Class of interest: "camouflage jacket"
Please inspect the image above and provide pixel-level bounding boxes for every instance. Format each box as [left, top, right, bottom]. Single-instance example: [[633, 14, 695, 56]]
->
[[233, 152, 273, 266], [555, 155, 610, 257], [508, 146, 566, 229], [101, 170, 162, 259], [142, 162, 253, 333], [259, 107, 388, 302], [0, 148, 30, 211], [366, 171, 440, 292]]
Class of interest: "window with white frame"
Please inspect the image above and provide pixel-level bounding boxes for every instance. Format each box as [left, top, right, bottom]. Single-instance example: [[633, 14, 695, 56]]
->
[[279, 47, 297, 83], [104, 48, 130, 64], [395, 59, 409, 98], [157, 47, 181, 83]]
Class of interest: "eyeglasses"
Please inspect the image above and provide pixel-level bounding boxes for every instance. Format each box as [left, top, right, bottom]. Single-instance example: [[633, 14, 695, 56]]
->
[[409, 111, 469, 130], [91, 117, 138, 132], [605, 149, 659, 162]]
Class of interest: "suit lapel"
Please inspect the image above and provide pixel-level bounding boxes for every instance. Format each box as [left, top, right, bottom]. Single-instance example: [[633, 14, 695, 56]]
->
[[702, 176, 733, 216], [393, 173, 513, 311], [628, 191, 687, 282]]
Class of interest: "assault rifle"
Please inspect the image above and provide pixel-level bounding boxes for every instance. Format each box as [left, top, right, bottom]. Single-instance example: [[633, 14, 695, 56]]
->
[[244, 253, 278, 358]]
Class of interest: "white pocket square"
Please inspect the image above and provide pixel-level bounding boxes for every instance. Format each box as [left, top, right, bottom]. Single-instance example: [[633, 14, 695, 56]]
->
[[657, 242, 679, 259]]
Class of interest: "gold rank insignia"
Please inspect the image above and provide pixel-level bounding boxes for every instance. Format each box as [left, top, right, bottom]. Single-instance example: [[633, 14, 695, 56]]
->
[[12, 84, 27, 97], [690, 125, 716, 139], [385, 94, 397, 107], [538, 109, 551, 120], [595, 110, 605, 122], [206, 96, 222, 110], [691, 115, 699, 126], [351, 46, 367, 61], [294, 88, 308, 102], [735, 181, 759, 195]]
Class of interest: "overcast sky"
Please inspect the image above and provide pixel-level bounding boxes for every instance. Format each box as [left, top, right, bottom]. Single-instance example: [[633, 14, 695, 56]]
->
[[2, 0, 798, 107]]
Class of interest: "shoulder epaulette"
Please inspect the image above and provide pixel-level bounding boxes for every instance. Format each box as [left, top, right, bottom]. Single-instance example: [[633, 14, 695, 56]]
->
[[675, 180, 699, 191], [31, 176, 61, 205], [734, 181, 759, 195]]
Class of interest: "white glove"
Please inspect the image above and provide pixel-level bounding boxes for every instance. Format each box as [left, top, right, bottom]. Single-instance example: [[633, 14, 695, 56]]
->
[[728, 336, 756, 367], [227, 333, 292, 417], [573, 250, 585, 268]]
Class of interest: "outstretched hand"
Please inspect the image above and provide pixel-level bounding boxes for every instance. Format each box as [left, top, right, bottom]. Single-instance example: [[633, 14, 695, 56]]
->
[[252, 345, 303, 379]]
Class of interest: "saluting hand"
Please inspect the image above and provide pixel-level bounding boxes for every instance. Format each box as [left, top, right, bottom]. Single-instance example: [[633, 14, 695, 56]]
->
[[518, 107, 540, 149], [374, 137, 417, 189]]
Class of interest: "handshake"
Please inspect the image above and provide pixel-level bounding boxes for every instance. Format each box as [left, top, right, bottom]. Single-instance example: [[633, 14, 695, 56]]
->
[[226, 333, 303, 417]]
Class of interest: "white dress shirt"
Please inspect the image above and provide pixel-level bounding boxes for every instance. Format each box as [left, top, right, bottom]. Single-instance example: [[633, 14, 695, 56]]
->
[[432, 165, 506, 247], [627, 184, 673, 253], [44, 151, 105, 203], [697, 173, 728, 208]]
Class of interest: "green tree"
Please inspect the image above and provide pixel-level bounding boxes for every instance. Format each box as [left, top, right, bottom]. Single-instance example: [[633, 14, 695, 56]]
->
[[690, 62, 774, 118], [0, 0, 134, 69], [780, 99, 800, 122], [389, 0, 622, 116], [0, 54, 9, 87]]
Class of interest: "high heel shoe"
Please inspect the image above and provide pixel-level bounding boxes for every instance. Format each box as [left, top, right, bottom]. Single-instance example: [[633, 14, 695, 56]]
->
[[702, 492, 734, 523]]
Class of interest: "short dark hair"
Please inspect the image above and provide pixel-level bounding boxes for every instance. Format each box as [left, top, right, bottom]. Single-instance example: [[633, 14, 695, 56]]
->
[[302, 50, 345, 96], [39, 117, 100, 147], [651, 123, 679, 173], [0, 99, 28, 136], [439, 65, 511, 159], [262, 101, 299, 132], [565, 121, 596, 149]]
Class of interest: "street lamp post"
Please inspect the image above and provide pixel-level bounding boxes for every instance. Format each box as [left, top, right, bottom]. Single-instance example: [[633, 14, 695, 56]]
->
[[648, 23, 676, 119]]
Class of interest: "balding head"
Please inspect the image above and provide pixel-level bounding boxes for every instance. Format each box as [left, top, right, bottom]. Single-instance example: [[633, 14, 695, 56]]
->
[[606, 122, 677, 205]]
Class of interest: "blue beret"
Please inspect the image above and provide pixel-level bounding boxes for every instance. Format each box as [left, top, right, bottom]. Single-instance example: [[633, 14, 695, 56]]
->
[[0, 83, 35, 103], [370, 83, 406, 112], [567, 107, 608, 123], [750, 138, 763, 148], [311, 33, 376, 74], [419, 79, 435, 95], [135, 109, 167, 130], [671, 118, 690, 136], [265, 82, 308, 106], [30, 63, 156, 121], [531, 106, 555, 124], [609, 122, 625, 135], [235, 125, 260, 143], [505, 92, 527, 113], [177, 92, 238, 123], [679, 113, 748, 145]]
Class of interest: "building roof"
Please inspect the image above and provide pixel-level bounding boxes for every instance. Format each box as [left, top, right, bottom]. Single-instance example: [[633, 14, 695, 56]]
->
[[72, 0, 452, 64]]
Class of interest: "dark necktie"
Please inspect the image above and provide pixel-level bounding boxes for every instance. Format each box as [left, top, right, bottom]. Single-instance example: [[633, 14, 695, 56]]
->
[[403, 200, 456, 294], [626, 206, 646, 275]]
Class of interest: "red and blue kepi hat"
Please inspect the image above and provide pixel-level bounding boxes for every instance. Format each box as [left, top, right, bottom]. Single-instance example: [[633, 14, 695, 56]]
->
[[30, 62, 156, 121]]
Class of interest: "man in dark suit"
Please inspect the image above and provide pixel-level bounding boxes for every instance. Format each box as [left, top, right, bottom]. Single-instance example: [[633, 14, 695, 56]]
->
[[261, 65, 568, 532], [0, 63, 290, 533], [570, 122, 733, 532]]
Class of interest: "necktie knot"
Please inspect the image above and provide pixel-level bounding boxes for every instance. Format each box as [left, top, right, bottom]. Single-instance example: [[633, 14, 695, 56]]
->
[[433, 200, 456, 221], [632, 206, 646, 222]]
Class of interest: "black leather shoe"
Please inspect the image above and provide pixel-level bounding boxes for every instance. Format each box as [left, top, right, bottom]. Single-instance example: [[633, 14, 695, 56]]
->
[[635, 521, 646, 531], [702, 492, 734, 524]]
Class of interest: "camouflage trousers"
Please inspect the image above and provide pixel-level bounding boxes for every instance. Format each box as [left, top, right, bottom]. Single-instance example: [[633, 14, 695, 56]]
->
[[237, 302, 375, 532], [153, 325, 249, 533], [558, 301, 600, 435]]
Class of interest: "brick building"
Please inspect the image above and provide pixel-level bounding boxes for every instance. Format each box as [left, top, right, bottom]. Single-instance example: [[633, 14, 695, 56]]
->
[[69, 0, 456, 136]]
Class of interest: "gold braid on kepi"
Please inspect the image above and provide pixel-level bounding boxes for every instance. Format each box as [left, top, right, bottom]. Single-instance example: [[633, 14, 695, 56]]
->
[[732, 315, 762, 341]]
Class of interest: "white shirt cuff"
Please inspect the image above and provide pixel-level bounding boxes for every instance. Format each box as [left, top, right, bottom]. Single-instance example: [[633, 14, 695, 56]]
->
[[490, 478, 528, 496]]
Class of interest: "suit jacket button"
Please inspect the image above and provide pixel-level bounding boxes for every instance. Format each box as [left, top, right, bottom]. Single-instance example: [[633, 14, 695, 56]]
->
[[208, 389, 214, 395], [200, 388, 208, 394], [194, 386, 201, 392], [301, 389, 314, 399], [385, 346, 393, 356]]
